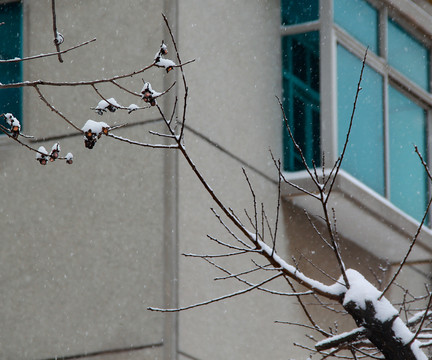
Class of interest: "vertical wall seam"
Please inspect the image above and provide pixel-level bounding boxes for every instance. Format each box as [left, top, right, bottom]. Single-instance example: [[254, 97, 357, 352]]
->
[[162, 0, 179, 359]]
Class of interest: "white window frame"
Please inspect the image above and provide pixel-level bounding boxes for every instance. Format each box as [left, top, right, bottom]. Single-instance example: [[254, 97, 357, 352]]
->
[[281, 0, 432, 262]]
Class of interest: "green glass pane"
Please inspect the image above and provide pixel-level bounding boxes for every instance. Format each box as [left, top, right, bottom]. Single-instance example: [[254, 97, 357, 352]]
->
[[389, 86, 427, 222], [281, 0, 319, 26], [337, 45, 384, 195], [0, 2, 23, 129], [388, 19, 429, 91], [282, 32, 320, 171], [334, 0, 379, 54]]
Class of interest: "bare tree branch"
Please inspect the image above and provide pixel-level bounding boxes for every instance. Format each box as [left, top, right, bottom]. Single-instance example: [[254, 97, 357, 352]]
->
[[147, 272, 283, 312], [0, 38, 96, 64], [379, 194, 432, 299]]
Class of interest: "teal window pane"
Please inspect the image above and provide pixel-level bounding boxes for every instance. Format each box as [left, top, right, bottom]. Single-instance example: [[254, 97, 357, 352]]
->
[[334, 0, 379, 54], [389, 86, 427, 222], [337, 45, 384, 195], [388, 19, 429, 91], [281, 0, 319, 26], [282, 32, 320, 171], [0, 2, 23, 129]]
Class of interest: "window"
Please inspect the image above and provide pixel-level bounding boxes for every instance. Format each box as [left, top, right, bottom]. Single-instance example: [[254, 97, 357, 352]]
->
[[281, 0, 431, 223], [282, 31, 320, 171], [0, 1, 23, 129]]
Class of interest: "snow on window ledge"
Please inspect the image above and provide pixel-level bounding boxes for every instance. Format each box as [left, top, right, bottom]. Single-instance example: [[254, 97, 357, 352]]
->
[[281, 169, 432, 263]]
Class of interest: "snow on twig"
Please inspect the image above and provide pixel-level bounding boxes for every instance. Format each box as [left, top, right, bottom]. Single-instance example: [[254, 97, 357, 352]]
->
[[147, 272, 283, 312], [315, 327, 368, 351], [0, 38, 96, 63], [105, 133, 179, 149], [256, 236, 346, 300], [408, 291, 432, 346], [51, 0, 64, 63]]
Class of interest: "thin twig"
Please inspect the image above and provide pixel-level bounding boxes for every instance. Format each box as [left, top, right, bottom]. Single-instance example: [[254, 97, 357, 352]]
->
[[415, 145, 432, 182], [204, 258, 310, 297], [0, 38, 96, 63], [269, 149, 320, 199], [210, 208, 252, 249], [0, 124, 52, 156], [379, 194, 432, 299], [182, 250, 251, 258], [147, 272, 282, 312], [51, 0, 63, 63], [242, 167, 259, 243], [276, 96, 319, 189], [0, 63, 156, 89], [284, 276, 330, 337], [105, 133, 178, 149], [327, 48, 368, 199], [161, 13, 189, 142], [34, 85, 83, 132], [272, 159, 282, 257], [206, 234, 251, 252], [408, 290, 432, 346]]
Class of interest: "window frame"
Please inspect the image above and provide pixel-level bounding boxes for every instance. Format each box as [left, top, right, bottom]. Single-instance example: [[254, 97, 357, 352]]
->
[[281, 0, 432, 252], [281, 0, 432, 219]]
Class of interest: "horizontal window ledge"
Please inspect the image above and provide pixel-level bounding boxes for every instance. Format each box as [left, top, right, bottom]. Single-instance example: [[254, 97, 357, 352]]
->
[[281, 169, 432, 263]]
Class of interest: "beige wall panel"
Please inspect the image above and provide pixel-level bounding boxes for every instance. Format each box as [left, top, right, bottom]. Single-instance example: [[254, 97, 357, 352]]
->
[[178, 0, 282, 178], [177, 130, 307, 359], [175, 1, 301, 358], [0, 124, 166, 359]]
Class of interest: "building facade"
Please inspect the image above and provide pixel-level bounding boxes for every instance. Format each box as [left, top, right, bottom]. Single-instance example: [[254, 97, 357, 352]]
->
[[0, 0, 431, 359]]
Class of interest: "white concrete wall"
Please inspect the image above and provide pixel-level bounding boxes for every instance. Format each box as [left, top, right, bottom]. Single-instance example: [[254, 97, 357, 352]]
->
[[175, 0, 306, 358], [0, 1, 167, 359], [1, 0, 431, 359]]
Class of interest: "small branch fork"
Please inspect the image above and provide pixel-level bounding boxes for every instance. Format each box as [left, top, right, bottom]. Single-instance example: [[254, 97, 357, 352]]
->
[[0, 38, 96, 64], [51, 0, 63, 63], [0, 15, 194, 157], [276, 49, 369, 292]]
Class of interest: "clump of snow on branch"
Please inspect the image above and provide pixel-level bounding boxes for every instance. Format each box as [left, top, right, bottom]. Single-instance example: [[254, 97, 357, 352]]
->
[[36, 146, 49, 165], [4, 113, 21, 138], [49, 142, 61, 161], [54, 31, 64, 45], [94, 97, 120, 115], [154, 40, 175, 72], [391, 317, 427, 359], [140, 81, 161, 107], [34, 142, 72, 165], [342, 269, 398, 322], [342, 269, 426, 359], [65, 152, 73, 164], [81, 119, 110, 149], [127, 104, 139, 114]]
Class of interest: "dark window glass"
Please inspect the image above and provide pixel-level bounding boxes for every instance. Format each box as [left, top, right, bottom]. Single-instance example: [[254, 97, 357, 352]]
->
[[282, 31, 320, 171], [0, 2, 23, 129], [281, 0, 319, 26]]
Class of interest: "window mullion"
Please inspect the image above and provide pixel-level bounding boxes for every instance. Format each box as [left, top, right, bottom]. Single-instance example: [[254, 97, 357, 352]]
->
[[379, 6, 387, 59], [381, 6, 390, 200], [383, 74, 390, 200]]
